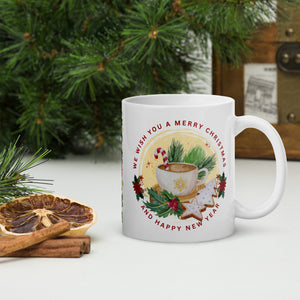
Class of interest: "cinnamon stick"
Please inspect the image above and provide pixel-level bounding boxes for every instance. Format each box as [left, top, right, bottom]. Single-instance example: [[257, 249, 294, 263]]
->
[[57, 236, 91, 254], [0, 220, 70, 256], [0, 235, 91, 254], [5, 246, 84, 258]]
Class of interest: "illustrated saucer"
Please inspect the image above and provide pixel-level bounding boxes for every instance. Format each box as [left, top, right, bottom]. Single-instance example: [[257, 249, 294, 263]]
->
[[151, 181, 205, 203]]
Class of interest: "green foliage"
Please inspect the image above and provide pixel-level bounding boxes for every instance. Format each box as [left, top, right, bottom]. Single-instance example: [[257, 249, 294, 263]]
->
[[0, 0, 298, 156], [145, 188, 183, 218], [182, 146, 206, 165], [123, 1, 188, 63], [55, 38, 131, 100], [182, 146, 216, 180], [196, 153, 217, 180], [197, 153, 217, 172], [0, 138, 52, 204], [16, 82, 69, 149], [167, 138, 184, 162], [168, 139, 216, 179]]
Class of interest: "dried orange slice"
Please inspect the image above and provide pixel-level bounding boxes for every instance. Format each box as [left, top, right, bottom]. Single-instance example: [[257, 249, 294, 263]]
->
[[0, 194, 96, 236]]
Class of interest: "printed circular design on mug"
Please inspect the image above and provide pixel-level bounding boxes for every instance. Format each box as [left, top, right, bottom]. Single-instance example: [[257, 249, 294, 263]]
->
[[131, 120, 227, 231]]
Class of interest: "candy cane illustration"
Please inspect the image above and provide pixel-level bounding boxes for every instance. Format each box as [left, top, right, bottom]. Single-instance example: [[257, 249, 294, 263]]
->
[[154, 147, 169, 170]]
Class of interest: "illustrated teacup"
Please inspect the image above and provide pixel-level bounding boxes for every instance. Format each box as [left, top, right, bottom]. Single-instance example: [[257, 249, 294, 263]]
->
[[156, 162, 208, 196]]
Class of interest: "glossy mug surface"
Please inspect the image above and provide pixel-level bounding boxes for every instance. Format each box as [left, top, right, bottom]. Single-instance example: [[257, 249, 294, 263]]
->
[[122, 94, 286, 242]]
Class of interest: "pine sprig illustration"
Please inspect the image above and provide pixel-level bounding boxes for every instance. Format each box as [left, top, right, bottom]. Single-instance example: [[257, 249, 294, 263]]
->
[[0, 139, 52, 204], [182, 145, 206, 165], [168, 140, 217, 180], [196, 153, 217, 180], [167, 139, 184, 163]]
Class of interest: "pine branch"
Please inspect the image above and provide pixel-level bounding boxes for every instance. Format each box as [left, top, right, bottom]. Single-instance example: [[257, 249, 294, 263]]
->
[[0, 139, 52, 204], [197, 153, 217, 172], [197, 153, 217, 180], [16, 82, 69, 149], [181, 145, 216, 180], [182, 145, 206, 165], [1, 0, 299, 156], [167, 139, 184, 162], [54, 38, 131, 100], [123, 1, 189, 64]]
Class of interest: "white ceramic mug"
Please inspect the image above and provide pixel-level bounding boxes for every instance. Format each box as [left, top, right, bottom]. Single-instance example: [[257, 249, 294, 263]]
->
[[122, 94, 286, 242]]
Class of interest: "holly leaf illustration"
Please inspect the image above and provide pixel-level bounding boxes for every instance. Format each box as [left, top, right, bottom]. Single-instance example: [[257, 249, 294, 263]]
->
[[145, 188, 183, 218]]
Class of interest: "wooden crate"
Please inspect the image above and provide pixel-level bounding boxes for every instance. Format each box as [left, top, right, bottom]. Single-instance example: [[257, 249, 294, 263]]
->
[[213, 5, 300, 160]]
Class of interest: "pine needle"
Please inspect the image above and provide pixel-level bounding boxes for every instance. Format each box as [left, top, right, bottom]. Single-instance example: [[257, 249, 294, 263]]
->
[[167, 140, 217, 180], [182, 146, 217, 180], [0, 139, 52, 204], [197, 153, 217, 180], [182, 146, 206, 165], [167, 139, 184, 162], [197, 153, 217, 172], [1, 0, 298, 156]]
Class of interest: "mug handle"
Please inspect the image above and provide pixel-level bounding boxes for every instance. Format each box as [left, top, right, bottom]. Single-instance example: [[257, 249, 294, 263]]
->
[[197, 168, 208, 186], [234, 115, 287, 219]]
